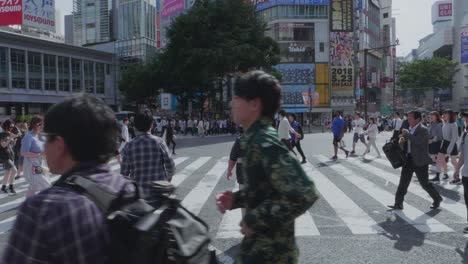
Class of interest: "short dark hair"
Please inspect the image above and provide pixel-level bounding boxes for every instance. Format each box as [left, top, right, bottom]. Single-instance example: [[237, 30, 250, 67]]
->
[[2, 119, 13, 131], [134, 113, 153, 132], [395, 112, 400, 117], [443, 109, 456, 123], [355, 112, 361, 117], [279, 110, 287, 117], [29, 116, 43, 131], [407, 110, 422, 121], [234, 71, 281, 119], [289, 113, 297, 120], [43, 94, 119, 163], [123, 118, 129, 123]]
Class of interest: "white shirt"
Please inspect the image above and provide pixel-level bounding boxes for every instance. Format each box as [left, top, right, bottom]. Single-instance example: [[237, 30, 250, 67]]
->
[[407, 122, 421, 154], [121, 124, 130, 142], [352, 118, 366, 134], [366, 124, 378, 139], [278, 117, 295, 140], [393, 118, 403, 131]]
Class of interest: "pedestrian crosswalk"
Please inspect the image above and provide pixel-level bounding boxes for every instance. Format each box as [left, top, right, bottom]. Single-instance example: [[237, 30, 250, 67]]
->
[[0, 153, 467, 242]]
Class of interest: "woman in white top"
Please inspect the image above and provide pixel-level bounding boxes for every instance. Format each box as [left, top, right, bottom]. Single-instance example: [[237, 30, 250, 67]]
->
[[363, 117, 381, 158], [436, 110, 460, 184], [197, 119, 205, 137]]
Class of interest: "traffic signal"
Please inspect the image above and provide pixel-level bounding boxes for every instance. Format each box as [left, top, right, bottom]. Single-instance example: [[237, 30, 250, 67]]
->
[[381, 77, 393, 83]]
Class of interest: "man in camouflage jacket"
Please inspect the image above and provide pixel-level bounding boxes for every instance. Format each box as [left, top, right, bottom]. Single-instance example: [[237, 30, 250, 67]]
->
[[216, 71, 319, 263]]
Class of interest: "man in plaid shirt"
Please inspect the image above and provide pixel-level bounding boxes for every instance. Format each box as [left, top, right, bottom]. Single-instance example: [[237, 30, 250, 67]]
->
[[120, 113, 175, 198], [2, 94, 134, 263]]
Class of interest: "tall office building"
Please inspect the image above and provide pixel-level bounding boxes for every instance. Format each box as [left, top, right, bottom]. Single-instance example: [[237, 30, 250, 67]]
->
[[73, 0, 112, 46], [65, 14, 74, 45], [115, 0, 157, 67]]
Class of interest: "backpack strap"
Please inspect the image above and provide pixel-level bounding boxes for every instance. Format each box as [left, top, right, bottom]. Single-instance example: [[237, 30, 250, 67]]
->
[[56, 175, 140, 214]]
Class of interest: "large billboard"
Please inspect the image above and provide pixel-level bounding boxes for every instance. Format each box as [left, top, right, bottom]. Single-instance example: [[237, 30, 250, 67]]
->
[[161, 0, 184, 18], [23, 0, 55, 32], [461, 29, 468, 64], [0, 0, 23, 26], [253, 0, 329, 12], [330, 32, 354, 91], [330, 0, 353, 32]]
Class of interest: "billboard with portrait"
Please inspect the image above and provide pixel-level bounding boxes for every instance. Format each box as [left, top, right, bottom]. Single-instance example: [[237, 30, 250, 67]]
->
[[0, 0, 23, 26], [330, 32, 354, 91], [274, 63, 315, 85], [23, 0, 55, 32]]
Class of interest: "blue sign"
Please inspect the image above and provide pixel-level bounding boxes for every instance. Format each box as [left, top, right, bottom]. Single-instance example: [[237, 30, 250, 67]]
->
[[256, 0, 329, 12], [461, 30, 468, 64], [274, 63, 316, 85]]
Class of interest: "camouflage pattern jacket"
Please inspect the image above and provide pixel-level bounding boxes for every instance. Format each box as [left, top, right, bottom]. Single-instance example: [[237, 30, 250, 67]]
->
[[232, 118, 319, 263]]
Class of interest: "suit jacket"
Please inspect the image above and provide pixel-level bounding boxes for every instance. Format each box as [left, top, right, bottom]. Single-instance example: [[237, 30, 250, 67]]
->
[[401, 124, 433, 167]]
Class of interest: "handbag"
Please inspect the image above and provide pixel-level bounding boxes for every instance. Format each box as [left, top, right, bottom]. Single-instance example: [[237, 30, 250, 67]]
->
[[382, 140, 405, 169]]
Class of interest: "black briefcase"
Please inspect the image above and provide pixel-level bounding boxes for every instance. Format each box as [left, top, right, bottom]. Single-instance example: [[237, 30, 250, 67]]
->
[[382, 141, 406, 169]]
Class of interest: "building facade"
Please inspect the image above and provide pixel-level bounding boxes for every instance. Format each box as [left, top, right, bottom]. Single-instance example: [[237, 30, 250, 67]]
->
[[73, 0, 112, 46], [255, 2, 331, 124], [65, 14, 74, 45], [0, 31, 117, 116]]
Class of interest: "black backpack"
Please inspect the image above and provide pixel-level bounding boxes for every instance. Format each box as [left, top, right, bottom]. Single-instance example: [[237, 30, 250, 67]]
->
[[55, 176, 217, 264]]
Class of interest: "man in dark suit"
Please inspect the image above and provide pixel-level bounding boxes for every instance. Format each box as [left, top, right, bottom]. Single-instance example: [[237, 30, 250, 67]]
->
[[388, 110, 443, 210]]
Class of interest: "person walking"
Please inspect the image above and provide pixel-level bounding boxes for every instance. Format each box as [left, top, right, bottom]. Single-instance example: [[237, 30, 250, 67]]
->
[[197, 119, 205, 137], [351, 112, 368, 155], [187, 118, 194, 136], [116, 118, 130, 164], [216, 71, 318, 263], [453, 112, 468, 233], [435, 109, 460, 183], [164, 122, 177, 155], [1, 94, 135, 263], [331, 111, 349, 160], [227, 134, 245, 216], [278, 110, 300, 151], [289, 113, 307, 164], [121, 113, 175, 198], [21, 116, 51, 197], [363, 117, 381, 158], [0, 132, 17, 194], [388, 110, 443, 211], [391, 112, 404, 141], [428, 111, 444, 182]]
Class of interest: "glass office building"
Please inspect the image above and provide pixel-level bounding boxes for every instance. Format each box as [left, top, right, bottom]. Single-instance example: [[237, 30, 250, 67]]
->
[[73, 0, 112, 46]]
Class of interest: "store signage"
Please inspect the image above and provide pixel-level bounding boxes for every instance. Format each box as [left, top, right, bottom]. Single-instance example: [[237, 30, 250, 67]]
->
[[288, 43, 306, 53], [330, 0, 353, 32], [439, 3, 452, 17], [254, 0, 329, 12], [23, 0, 55, 32], [0, 0, 22, 26], [461, 29, 468, 64]]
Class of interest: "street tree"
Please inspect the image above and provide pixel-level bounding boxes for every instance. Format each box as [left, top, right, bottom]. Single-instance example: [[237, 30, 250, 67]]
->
[[162, 0, 280, 116], [398, 57, 458, 105]]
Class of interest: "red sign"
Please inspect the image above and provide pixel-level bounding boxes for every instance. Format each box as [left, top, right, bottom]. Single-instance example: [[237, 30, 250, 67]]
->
[[0, 0, 23, 26], [439, 3, 452, 17]]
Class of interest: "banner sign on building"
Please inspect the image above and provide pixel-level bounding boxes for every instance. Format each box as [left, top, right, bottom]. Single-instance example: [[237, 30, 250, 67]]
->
[[253, 0, 329, 12], [439, 3, 452, 17], [23, 0, 55, 32], [461, 29, 468, 64], [330, 32, 354, 91], [0, 0, 23, 26], [274, 63, 316, 84], [160, 0, 184, 18], [330, 0, 353, 32]]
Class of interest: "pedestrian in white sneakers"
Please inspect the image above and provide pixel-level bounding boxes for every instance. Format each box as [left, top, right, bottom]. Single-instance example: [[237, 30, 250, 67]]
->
[[363, 117, 381, 158]]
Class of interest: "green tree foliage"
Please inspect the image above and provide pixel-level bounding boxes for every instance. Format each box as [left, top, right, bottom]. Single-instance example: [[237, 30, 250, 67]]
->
[[398, 57, 458, 103]]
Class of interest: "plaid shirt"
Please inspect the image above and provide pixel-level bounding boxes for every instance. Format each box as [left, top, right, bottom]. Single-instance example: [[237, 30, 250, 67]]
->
[[1, 164, 133, 264], [120, 132, 175, 198]]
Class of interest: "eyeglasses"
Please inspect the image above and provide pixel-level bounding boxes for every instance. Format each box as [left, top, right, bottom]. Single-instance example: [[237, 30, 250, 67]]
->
[[39, 132, 58, 142]]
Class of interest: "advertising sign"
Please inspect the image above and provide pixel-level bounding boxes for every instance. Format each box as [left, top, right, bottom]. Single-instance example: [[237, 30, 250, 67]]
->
[[161, 0, 184, 18], [330, 32, 354, 91], [461, 29, 468, 64], [274, 63, 315, 85], [254, 0, 329, 12], [23, 0, 55, 32], [439, 3, 452, 17], [330, 0, 353, 32], [161, 93, 172, 110], [0, 0, 23, 26]]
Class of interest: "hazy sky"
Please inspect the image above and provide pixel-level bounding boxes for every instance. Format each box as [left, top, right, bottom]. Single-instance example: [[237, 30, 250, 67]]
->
[[55, 0, 435, 57]]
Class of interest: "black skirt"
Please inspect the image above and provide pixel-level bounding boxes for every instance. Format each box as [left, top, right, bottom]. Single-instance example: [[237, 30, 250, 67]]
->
[[439, 140, 458, 156], [429, 141, 442, 155]]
